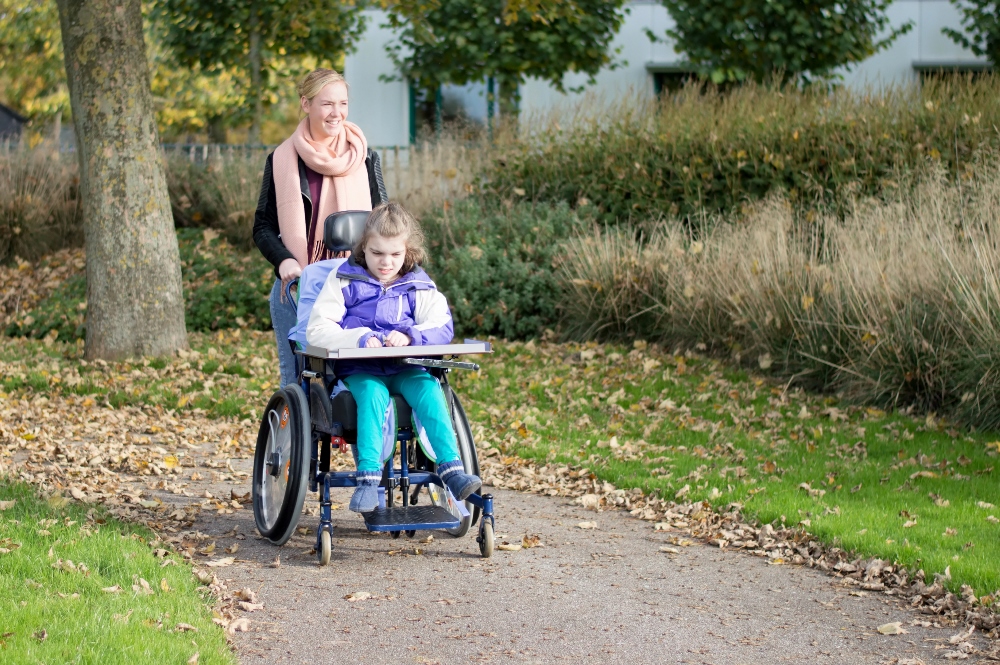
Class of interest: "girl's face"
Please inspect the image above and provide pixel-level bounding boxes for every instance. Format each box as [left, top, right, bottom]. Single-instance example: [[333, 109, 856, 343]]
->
[[301, 81, 348, 142], [364, 234, 407, 284]]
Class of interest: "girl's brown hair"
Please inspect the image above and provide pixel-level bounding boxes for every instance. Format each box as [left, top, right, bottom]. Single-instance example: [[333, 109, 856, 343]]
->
[[354, 202, 426, 275]]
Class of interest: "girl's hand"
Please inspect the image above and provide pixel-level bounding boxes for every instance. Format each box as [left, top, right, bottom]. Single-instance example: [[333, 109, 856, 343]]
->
[[384, 331, 411, 347], [278, 258, 302, 286], [365, 336, 383, 348]]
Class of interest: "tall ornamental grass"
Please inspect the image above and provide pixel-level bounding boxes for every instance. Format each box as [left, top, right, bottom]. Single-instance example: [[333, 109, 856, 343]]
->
[[490, 76, 1000, 225], [0, 143, 80, 263], [560, 157, 1000, 429]]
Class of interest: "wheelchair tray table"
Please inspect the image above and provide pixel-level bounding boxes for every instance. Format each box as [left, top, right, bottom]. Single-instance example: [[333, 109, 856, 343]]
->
[[362, 505, 461, 532], [302, 341, 491, 360]]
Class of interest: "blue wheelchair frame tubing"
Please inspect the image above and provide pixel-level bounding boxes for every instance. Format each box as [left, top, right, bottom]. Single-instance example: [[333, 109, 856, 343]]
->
[[293, 355, 495, 549]]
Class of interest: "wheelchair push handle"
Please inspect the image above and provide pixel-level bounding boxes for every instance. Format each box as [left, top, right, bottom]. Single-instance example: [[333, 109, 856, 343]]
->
[[284, 278, 299, 312]]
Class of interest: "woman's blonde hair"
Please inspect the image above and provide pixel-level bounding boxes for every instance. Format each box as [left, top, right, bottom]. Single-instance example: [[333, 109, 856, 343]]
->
[[354, 202, 426, 275], [298, 68, 347, 102]]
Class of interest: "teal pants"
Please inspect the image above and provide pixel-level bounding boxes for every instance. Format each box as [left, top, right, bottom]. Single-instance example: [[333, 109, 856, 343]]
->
[[343, 369, 460, 473]]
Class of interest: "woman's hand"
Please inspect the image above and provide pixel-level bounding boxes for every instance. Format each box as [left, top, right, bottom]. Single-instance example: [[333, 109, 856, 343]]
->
[[384, 331, 411, 347], [278, 258, 302, 286], [365, 336, 383, 348]]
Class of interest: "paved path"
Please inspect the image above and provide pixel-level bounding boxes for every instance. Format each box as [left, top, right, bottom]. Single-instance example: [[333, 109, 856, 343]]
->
[[181, 463, 968, 665]]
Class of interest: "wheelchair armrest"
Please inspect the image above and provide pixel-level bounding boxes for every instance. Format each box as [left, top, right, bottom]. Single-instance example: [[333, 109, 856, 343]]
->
[[398, 357, 480, 371]]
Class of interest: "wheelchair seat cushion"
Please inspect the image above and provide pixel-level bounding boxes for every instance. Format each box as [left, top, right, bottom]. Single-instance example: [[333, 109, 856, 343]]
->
[[331, 391, 413, 433]]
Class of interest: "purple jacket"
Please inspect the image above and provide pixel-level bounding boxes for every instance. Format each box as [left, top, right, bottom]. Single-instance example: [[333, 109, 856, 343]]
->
[[306, 258, 454, 377]]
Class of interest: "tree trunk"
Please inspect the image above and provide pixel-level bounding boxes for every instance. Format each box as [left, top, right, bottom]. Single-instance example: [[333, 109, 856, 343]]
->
[[247, 10, 263, 145], [56, 0, 187, 360]]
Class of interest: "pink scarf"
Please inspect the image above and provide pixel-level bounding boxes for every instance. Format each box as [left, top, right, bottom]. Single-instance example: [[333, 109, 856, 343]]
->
[[273, 117, 372, 267]]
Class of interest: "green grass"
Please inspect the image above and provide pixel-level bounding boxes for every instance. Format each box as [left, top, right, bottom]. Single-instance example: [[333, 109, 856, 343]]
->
[[0, 480, 232, 664], [0, 330, 278, 422], [3, 330, 999, 599], [450, 341, 1000, 598]]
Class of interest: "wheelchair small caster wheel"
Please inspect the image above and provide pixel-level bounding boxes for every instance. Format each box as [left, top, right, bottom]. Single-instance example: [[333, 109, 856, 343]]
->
[[318, 530, 331, 566], [478, 521, 494, 558], [405, 530, 415, 538], [390, 530, 401, 539]]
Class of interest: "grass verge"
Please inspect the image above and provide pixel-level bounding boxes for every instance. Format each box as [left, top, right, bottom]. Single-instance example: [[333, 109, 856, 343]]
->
[[0, 479, 232, 664], [3, 331, 999, 601]]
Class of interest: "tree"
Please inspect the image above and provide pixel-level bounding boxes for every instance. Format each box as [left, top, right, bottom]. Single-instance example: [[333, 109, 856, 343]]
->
[[657, 0, 912, 84], [56, 0, 188, 359], [943, 1, 1000, 66], [382, 0, 629, 117], [0, 0, 69, 124], [149, 0, 367, 144]]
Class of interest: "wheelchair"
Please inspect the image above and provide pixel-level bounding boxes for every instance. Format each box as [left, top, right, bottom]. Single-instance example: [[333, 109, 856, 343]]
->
[[250, 211, 496, 564]]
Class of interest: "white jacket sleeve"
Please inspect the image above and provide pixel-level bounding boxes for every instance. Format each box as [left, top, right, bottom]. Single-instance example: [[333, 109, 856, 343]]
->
[[306, 275, 371, 350], [406, 289, 454, 346]]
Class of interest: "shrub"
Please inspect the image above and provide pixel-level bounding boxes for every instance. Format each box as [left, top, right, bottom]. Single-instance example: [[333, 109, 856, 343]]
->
[[422, 199, 586, 339], [0, 144, 81, 263], [6, 228, 274, 340], [558, 156, 1000, 429], [487, 76, 1000, 226], [164, 149, 265, 248]]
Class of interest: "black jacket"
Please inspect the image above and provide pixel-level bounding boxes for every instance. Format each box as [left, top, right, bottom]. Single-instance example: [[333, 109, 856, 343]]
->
[[253, 148, 388, 275]]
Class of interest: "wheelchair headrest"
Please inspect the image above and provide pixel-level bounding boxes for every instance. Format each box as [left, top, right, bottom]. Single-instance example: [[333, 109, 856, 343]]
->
[[323, 210, 369, 252]]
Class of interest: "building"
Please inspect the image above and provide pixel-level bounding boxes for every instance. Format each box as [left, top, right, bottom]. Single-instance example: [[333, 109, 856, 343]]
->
[[345, 0, 987, 147], [0, 102, 26, 141]]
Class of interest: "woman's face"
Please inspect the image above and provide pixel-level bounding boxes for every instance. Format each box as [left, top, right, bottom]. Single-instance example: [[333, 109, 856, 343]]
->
[[364, 234, 407, 284], [301, 81, 348, 141]]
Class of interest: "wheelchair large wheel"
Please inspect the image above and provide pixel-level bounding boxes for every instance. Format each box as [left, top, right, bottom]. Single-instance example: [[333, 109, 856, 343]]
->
[[439, 385, 481, 538], [252, 385, 310, 546]]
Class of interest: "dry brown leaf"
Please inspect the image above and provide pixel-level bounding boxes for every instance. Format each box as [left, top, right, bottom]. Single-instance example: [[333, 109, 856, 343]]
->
[[577, 521, 598, 530], [175, 623, 198, 633], [187, 653, 199, 665], [205, 557, 234, 568], [497, 542, 522, 552], [877, 622, 907, 635], [0, 500, 16, 511], [102, 585, 122, 594], [344, 592, 371, 602], [226, 618, 250, 635]]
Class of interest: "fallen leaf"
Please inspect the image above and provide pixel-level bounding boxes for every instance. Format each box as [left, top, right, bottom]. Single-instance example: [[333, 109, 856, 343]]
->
[[877, 622, 907, 635], [0, 500, 16, 511], [187, 653, 199, 665], [234, 588, 258, 603], [205, 557, 234, 567], [33, 629, 47, 641], [497, 542, 522, 552], [160, 578, 171, 592], [238, 601, 264, 612], [102, 585, 122, 594], [659, 546, 680, 554], [521, 534, 542, 548], [903, 520, 917, 528], [226, 618, 250, 635], [225, 543, 239, 554], [344, 592, 371, 602], [420, 535, 434, 544], [576, 522, 598, 530], [175, 623, 198, 633], [269, 556, 281, 568]]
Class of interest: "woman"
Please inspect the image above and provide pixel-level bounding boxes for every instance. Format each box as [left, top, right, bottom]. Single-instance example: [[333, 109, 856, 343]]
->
[[253, 68, 388, 386]]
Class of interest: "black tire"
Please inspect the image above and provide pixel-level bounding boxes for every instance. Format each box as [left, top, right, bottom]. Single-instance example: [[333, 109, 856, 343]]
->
[[252, 385, 311, 545], [440, 385, 480, 537]]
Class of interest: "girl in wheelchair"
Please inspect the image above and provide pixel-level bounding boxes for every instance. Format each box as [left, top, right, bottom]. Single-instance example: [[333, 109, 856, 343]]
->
[[305, 202, 482, 513]]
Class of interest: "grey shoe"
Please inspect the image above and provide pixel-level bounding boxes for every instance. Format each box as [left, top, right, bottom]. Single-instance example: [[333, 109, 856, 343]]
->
[[350, 471, 381, 513]]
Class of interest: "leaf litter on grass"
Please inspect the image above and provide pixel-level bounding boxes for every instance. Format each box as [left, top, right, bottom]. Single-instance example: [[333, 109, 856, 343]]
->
[[2, 332, 1000, 642]]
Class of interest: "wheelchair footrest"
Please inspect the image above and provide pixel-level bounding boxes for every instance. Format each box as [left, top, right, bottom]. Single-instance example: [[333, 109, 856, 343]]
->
[[362, 505, 461, 532]]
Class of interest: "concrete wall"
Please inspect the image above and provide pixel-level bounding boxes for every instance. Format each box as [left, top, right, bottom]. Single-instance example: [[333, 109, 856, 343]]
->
[[345, 1, 988, 144]]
